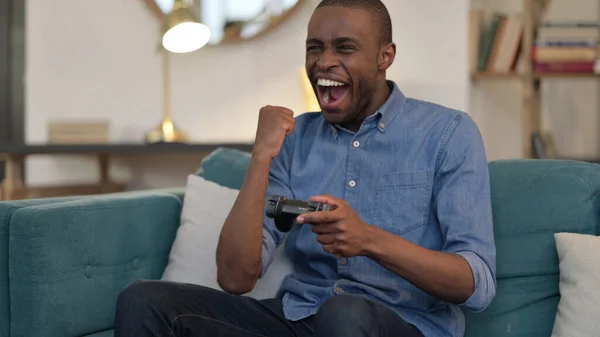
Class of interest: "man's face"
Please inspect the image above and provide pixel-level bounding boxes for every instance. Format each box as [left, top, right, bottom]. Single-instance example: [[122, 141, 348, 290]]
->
[[305, 6, 384, 128]]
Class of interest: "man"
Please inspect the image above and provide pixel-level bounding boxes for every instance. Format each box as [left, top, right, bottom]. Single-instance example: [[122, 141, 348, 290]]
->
[[114, 0, 496, 336]]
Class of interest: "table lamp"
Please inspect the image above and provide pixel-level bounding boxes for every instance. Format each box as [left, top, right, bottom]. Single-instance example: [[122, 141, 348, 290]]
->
[[146, 0, 211, 143]]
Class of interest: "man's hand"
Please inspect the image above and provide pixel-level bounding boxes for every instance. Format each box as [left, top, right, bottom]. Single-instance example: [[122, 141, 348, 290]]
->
[[296, 195, 375, 258], [252, 105, 296, 161]]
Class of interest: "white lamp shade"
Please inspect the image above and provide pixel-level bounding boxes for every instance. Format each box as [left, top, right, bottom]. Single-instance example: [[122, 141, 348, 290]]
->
[[162, 22, 211, 53]]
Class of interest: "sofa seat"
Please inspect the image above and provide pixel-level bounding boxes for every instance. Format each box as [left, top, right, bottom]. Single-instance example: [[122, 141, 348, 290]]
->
[[84, 330, 114, 337]]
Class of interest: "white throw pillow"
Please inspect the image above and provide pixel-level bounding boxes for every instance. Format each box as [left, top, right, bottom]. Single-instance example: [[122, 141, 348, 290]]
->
[[161, 174, 293, 300], [551, 232, 600, 337]]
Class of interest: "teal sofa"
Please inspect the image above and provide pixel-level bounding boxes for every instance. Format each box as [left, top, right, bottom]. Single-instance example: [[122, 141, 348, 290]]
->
[[1, 148, 600, 337]]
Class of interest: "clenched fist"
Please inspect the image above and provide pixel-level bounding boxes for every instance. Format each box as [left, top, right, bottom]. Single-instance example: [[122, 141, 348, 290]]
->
[[253, 106, 296, 160]]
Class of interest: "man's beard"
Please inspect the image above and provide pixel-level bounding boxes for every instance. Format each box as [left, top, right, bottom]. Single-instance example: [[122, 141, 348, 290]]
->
[[342, 77, 379, 130]]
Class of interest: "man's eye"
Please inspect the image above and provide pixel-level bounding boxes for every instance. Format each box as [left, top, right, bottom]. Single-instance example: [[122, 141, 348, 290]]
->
[[307, 46, 322, 52], [339, 45, 355, 52]]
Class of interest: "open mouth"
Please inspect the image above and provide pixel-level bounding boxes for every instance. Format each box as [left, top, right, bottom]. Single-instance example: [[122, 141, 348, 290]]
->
[[316, 78, 350, 110]]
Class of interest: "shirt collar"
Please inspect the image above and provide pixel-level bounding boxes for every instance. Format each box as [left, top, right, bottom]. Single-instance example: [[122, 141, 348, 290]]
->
[[328, 80, 406, 137], [368, 80, 406, 133]]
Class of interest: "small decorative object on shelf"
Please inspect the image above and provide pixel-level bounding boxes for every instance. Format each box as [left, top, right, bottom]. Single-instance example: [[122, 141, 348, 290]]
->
[[48, 120, 110, 144], [531, 131, 557, 159]]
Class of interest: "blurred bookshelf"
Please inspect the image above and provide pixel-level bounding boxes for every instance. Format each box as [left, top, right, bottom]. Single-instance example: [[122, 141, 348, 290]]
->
[[469, 0, 600, 159], [473, 72, 600, 79]]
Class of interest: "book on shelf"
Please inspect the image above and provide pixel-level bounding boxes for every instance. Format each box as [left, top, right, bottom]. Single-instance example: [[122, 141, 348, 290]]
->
[[470, 9, 524, 75], [470, 9, 600, 76], [534, 21, 600, 74]]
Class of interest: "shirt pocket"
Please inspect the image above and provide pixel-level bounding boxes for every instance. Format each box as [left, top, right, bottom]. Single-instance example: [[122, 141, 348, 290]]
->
[[372, 170, 431, 236]]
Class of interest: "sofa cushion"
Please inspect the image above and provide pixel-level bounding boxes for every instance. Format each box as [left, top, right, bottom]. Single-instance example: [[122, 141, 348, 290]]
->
[[196, 147, 252, 189], [161, 174, 293, 299], [551, 232, 600, 337], [464, 159, 600, 337]]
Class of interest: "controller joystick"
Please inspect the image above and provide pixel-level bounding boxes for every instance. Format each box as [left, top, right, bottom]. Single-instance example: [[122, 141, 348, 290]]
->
[[265, 195, 333, 232]]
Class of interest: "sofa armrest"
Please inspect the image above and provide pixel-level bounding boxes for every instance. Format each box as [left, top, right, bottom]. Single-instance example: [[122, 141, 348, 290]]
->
[[7, 190, 183, 337], [1, 195, 88, 337]]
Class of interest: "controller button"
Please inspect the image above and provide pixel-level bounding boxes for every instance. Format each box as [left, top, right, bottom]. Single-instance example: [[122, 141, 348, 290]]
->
[[348, 180, 356, 187], [353, 140, 360, 148]]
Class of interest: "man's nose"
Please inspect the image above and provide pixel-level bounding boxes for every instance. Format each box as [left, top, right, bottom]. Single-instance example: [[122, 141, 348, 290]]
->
[[316, 50, 339, 71]]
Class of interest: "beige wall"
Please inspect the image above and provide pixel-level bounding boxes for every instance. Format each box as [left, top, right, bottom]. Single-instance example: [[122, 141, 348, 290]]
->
[[470, 0, 600, 160], [24, 0, 470, 189]]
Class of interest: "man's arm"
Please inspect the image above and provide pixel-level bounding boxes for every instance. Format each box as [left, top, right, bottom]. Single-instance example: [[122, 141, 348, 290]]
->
[[364, 113, 496, 310], [363, 228, 478, 305], [215, 154, 273, 294], [216, 107, 295, 294]]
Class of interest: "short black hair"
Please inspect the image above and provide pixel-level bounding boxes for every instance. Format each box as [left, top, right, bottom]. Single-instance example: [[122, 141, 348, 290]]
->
[[316, 0, 393, 44]]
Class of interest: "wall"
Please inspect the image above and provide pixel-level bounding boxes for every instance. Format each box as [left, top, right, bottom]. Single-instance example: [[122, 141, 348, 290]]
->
[[470, 0, 600, 160], [25, 0, 470, 189]]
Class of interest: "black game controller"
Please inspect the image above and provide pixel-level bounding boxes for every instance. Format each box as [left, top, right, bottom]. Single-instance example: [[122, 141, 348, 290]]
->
[[266, 195, 333, 232]]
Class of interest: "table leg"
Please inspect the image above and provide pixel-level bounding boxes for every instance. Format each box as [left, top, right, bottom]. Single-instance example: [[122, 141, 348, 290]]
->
[[97, 154, 119, 193], [99, 154, 110, 184], [0, 155, 25, 200]]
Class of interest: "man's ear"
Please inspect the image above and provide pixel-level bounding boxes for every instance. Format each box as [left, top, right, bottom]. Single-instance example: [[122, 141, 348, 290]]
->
[[379, 42, 396, 71]]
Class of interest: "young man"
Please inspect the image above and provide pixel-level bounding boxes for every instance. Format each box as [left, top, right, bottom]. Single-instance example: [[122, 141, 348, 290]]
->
[[114, 0, 497, 336]]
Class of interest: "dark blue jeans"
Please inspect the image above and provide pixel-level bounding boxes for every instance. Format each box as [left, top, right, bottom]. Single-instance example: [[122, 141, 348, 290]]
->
[[114, 280, 425, 337]]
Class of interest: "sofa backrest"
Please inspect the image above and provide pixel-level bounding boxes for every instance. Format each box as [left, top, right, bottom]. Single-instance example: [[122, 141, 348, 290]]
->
[[199, 148, 600, 337], [196, 147, 252, 189], [464, 159, 600, 337]]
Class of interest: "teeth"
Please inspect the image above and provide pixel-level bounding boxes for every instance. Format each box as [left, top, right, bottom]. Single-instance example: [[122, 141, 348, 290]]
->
[[317, 78, 346, 87]]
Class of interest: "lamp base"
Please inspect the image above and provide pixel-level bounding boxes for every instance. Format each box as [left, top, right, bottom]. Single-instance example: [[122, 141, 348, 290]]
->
[[145, 117, 189, 143]]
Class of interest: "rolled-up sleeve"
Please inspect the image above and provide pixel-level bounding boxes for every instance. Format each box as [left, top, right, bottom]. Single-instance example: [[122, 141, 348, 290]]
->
[[260, 133, 296, 277], [433, 112, 497, 312]]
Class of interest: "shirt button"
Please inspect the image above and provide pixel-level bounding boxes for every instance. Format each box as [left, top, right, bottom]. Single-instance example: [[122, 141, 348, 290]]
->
[[379, 123, 386, 129], [341, 259, 348, 265], [335, 286, 343, 294], [348, 180, 356, 187], [353, 141, 360, 148]]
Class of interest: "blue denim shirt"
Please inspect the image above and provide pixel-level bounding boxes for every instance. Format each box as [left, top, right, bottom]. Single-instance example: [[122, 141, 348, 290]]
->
[[261, 81, 496, 337]]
